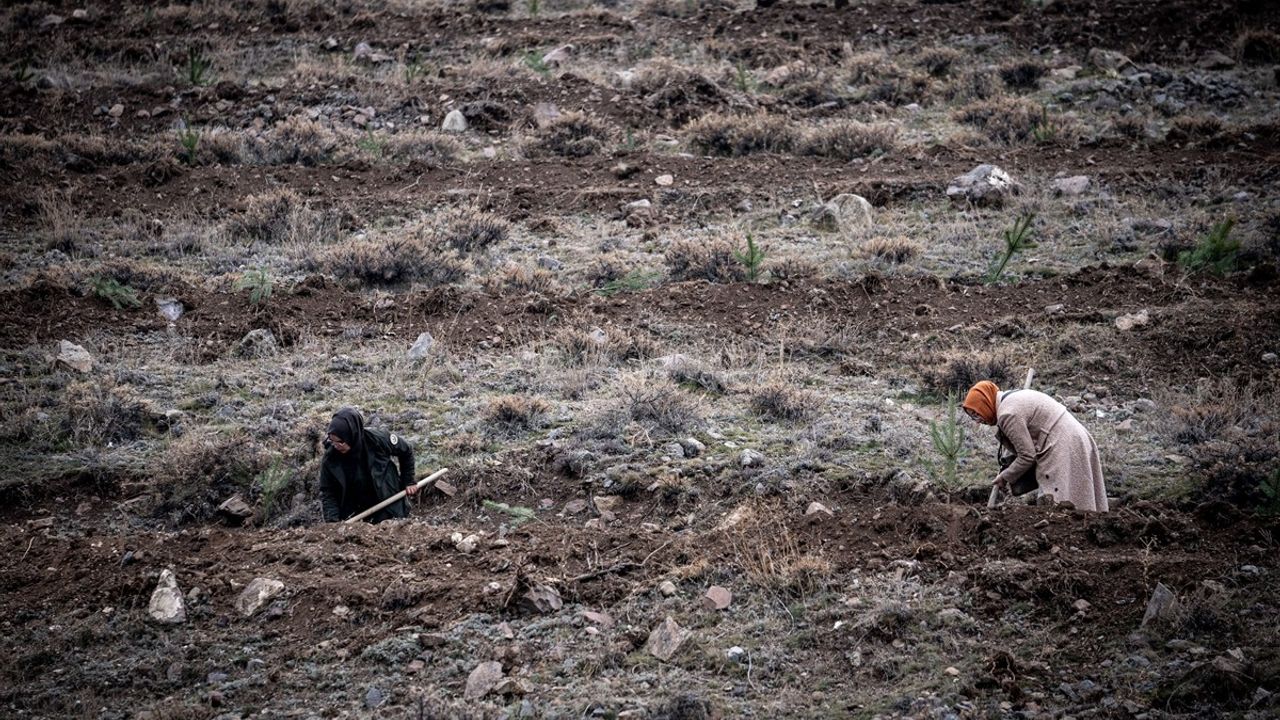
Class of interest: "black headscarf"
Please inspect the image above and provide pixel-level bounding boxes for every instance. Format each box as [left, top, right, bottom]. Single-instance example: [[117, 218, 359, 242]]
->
[[327, 407, 366, 463]]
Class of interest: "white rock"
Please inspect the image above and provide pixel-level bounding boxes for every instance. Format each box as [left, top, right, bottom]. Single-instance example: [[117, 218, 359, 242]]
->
[[626, 198, 652, 209], [541, 44, 574, 67], [155, 297, 184, 322], [658, 580, 677, 596], [815, 193, 873, 231], [805, 501, 834, 517], [726, 646, 746, 663], [1051, 175, 1091, 197], [740, 449, 765, 467], [453, 533, 480, 554], [441, 109, 468, 133], [614, 70, 636, 90], [235, 578, 285, 617], [533, 103, 561, 128], [1087, 48, 1134, 73], [57, 340, 93, 373], [407, 332, 435, 360], [654, 174, 674, 186], [1114, 309, 1150, 331], [946, 164, 1020, 207], [702, 585, 732, 610], [678, 437, 706, 457], [148, 569, 186, 624]]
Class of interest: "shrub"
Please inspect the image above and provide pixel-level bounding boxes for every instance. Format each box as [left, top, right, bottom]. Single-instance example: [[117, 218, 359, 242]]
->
[[750, 381, 821, 421], [733, 234, 766, 282], [185, 45, 212, 86], [386, 133, 460, 164], [552, 326, 659, 365], [153, 429, 270, 525], [326, 236, 467, 287], [943, 68, 999, 102], [925, 391, 969, 499], [234, 267, 274, 307], [863, 72, 930, 106], [686, 114, 798, 156], [800, 122, 897, 160], [1177, 220, 1239, 276], [920, 352, 1014, 397], [860, 236, 921, 264], [917, 47, 962, 78], [247, 116, 341, 166], [1236, 30, 1280, 65], [767, 257, 818, 282], [536, 112, 611, 157], [437, 209, 510, 252], [62, 381, 148, 446], [620, 377, 702, 434], [667, 357, 727, 394], [665, 239, 747, 283], [228, 188, 302, 244], [999, 61, 1047, 90], [727, 508, 833, 598], [484, 394, 550, 431], [987, 213, 1036, 284], [253, 458, 293, 521], [597, 268, 661, 296], [1167, 115, 1224, 143], [956, 98, 1047, 144], [90, 277, 141, 309]]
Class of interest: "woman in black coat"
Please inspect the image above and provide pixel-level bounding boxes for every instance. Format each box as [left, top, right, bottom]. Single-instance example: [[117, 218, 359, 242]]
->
[[319, 408, 417, 523]]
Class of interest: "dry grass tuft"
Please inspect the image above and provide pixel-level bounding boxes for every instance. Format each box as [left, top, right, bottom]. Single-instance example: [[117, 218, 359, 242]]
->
[[750, 380, 823, 422], [1167, 115, 1224, 143], [386, 133, 461, 164], [860, 236, 922, 264], [326, 236, 468, 287], [727, 507, 834, 598], [999, 61, 1047, 90], [246, 116, 343, 166], [536, 112, 611, 157], [1158, 379, 1273, 445], [942, 68, 1000, 102], [767, 257, 819, 283], [153, 429, 270, 525], [801, 122, 898, 160], [666, 357, 727, 394], [916, 47, 962, 78], [686, 114, 798, 156], [483, 394, 550, 431], [436, 208, 510, 252], [226, 188, 321, 245], [664, 238, 747, 283], [956, 97, 1048, 144], [552, 326, 660, 365], [482, 263, 561, 295], [60, 381, 149, 447]]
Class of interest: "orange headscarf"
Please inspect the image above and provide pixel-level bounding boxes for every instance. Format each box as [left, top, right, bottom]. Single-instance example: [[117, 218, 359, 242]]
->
[[962, 381, 1000, 425]]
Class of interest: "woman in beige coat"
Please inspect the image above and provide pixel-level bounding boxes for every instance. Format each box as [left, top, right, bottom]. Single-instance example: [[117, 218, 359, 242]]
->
[[962, 381, 1109, 512]]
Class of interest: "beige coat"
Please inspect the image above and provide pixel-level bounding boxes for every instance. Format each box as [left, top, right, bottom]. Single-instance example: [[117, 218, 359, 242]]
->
[[995, 389, 1109, 512]]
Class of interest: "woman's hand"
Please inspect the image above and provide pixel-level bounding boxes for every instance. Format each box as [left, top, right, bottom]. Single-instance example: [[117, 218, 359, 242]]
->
[[993, 475, 1009, 490], [406, 484, 420, 497]]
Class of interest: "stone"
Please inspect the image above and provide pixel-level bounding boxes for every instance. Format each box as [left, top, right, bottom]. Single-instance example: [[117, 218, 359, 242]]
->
[[1198, 51, 1236, 70], [1115, 309, 1151, 331], [805, 501, 834, 517], [364, 687, 386, 709], [1116, 419, 1134, 433], [1073, 598, 1093, 612], [582, 610, 615, 628], [155, 297, 184, 322], [1140, 582, 1179, 628], [1087, 48, 1134, 73], [645, 616, 691, 661], [541, 44, 573, 67], [533, 103, 561, 128], [1050, 65, 1082, 81], [433, 479, 457, 497], [726, 646, 746, 663], [148, 569, 186, 624], [57, 340, 93, 373], [679, 437, 706, 457], [658, 580, 677, 597], [108, 103, 124, 118], [1044, 303, 1065, 315], [936, 608, 974, 627], [495, 678, 530, 697], [661, 441, 685, 459], [40, 14, 66, 27], [811, 193, 873, 232], [1051, 175, 1091, 196], [946, 164, 1020, 207], [702, 585, 732, 610], [217, 494, 254, 522], [452, 532, 480, 554], [235, 577, 285, 617], [236, 328, 278, 358], [945, 666, 961, 676], [593, 495, 622, 521], [740, 449, 765, 467], [464, 661, 504, 701], [520, 583, 563, 613], [407, 332, 435, 360], [654, 174, 674, 186], [442, 109, 468, 133], [1262, 352, 1278, 364]]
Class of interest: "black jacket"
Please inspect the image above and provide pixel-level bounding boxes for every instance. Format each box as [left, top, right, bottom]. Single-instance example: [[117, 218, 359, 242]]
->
[[319, 428, 414, 522]]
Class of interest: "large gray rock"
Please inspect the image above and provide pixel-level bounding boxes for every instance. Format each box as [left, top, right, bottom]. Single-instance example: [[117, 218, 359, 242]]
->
[[57, 340, 93, 373], [441, 110, 468, 133], [407, 332, 435, 360], [946, 164, 1020, 207], [811, 193, 873, 232], [236, 329, 278, 359], [1140, 582, 1179, 628], [646, 616, 691, 661], [235, 577, 285, 617], [148, 569, 186, 624], [1051, 175, 1091, 197], [464, 661, 505, 700], [520, 583, 563, 614], [1087, 48, 1134, 73]]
